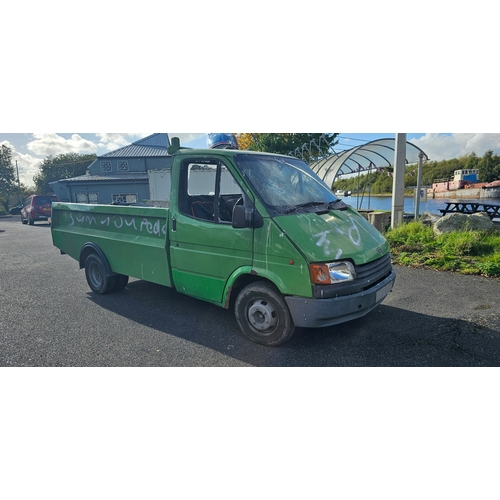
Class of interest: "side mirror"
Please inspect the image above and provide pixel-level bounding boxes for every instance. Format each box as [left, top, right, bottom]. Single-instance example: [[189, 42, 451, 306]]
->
[[232, 205, 248, 228], [232, 205, 263, 229]]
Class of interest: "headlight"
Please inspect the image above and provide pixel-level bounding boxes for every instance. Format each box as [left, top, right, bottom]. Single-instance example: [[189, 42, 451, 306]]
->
[[309, 261, 356, 285]]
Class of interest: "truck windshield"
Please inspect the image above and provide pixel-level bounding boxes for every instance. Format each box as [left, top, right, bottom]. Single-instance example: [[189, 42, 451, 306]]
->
[[234, 154, 338, 215]]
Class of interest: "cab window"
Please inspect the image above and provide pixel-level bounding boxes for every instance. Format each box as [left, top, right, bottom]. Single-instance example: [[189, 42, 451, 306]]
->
[[179, 159, 243, 224]]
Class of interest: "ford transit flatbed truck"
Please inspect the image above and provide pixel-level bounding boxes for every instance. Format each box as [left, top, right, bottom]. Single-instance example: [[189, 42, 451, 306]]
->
[[51, 139, 395, 346]]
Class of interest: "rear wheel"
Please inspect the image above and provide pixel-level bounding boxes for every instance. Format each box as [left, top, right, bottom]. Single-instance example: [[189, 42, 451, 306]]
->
[[84, 254, 116, 294], [234, 282, 295, 346]]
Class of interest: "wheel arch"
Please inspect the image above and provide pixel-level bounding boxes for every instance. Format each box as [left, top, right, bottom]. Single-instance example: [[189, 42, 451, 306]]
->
[[233, 280, 296, 346], [223, 267, 281, 309], [79, 243, 113, 276]]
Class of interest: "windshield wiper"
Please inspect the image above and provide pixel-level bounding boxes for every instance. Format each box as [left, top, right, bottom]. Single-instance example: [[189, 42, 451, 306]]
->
[[285, 201, 326, 214], [327, 199, 349, 211], [284, 199, 349, 215]]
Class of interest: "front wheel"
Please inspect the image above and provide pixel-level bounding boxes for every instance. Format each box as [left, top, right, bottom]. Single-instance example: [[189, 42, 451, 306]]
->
[[234, 282, 295, 346], [84, 254, 116, 294]]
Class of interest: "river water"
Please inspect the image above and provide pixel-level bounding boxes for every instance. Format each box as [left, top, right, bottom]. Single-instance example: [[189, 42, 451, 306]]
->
[[343, 194, 500, 218]]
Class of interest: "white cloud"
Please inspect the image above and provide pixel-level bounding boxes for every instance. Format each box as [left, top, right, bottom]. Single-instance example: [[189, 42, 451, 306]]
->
[[15, 153, 40, 186], [170, 133, 206, 143], [26, 133, 98, 156], [95, 133, 150, 151], [1, 140, 40, 186], [410, 133, 500, 162], [94, 133, 206, 151], [9, 133, 205, 185]]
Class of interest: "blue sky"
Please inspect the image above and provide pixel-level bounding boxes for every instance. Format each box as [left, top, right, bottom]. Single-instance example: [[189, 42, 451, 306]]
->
[[2, 132, 500, 186]]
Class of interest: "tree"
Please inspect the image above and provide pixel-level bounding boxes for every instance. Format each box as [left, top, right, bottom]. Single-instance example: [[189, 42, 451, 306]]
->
[[478, 150, 500, 183], [33, 153, 97, 194], [464, 151, 480, 171], [0, 144, 16, 212], [235, 133, 253, 150], [235, 133, 339, 163]]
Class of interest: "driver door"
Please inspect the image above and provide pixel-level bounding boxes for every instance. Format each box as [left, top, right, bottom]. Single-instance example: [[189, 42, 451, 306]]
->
[[170, 156, 254, 304]]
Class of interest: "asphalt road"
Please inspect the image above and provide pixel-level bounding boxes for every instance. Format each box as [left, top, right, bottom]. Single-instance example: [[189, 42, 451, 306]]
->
[[1, 215, 499, 366]]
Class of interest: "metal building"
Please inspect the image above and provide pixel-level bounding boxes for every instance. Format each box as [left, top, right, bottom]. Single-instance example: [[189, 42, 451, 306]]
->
[[50, 133, 172, 204]]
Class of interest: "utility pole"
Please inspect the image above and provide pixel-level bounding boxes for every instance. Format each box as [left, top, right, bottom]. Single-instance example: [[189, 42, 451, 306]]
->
[[414, 152, 424, 220], [16, 160, 22, 204], [391, 133, 406, 228]]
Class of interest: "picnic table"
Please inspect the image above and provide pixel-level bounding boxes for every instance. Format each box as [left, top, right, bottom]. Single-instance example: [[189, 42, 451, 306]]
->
[[439, 201, 500, 219]]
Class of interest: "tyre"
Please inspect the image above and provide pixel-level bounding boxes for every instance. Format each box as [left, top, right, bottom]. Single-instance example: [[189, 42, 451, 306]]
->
[[21, 216, 27, 225], [113, 274, 129, 292], [234, 282, 295, 346], [28, 215, 34, 225], [84, 253, 116, 294]]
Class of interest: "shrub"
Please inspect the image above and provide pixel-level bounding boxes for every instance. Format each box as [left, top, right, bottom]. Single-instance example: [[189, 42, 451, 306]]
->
[[438, 230, 494, 256], [386, 221, 500, 277], [477, 254, 500, 277], [386, 221, 435, 250]]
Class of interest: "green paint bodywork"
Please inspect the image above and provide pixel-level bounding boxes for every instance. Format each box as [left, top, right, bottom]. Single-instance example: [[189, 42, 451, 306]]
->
[[51, 203, 172, 286], [273, 207, 390, 265], [51, 148, 393, 310]]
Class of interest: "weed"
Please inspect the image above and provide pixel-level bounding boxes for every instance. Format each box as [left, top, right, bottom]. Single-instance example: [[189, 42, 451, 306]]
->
[[387, 222, 500, 277], [386, 221, 435, 249], [438, 231, 494, 256], [477, 254, 500, 277]]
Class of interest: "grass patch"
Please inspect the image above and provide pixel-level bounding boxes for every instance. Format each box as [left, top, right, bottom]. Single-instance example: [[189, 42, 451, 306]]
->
[[386, 221, 500, 277]]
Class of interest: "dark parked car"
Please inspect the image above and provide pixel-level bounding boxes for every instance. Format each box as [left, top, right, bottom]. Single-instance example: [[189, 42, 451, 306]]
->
[[21, 195, 60, 225], [9, 205, 23, 215]]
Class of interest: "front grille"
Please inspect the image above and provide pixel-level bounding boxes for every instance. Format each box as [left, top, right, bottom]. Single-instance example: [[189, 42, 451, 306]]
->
[[311, 253, 393, 299], [355, 253, 393, 287]]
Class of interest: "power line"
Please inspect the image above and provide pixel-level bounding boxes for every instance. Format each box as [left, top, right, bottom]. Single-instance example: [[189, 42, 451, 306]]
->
[[339, 136, 371, 142]]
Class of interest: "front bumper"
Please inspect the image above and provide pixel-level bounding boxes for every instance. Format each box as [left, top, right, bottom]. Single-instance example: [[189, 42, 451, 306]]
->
[[285, 269, 396, 328]]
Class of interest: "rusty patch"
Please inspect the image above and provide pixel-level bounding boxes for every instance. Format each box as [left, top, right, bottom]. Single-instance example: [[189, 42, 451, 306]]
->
[[224, 286, 232, 309]]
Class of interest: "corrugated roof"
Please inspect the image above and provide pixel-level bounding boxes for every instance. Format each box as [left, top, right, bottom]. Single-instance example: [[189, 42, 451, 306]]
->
[[102, 133, 171, 158], [309, 138, 429, 188], [135, 133, 170, 148]]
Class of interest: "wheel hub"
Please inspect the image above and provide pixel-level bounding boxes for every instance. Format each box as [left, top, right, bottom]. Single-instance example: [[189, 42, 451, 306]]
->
[[247, 299, 278, 332], [90, 263, 103, 287]]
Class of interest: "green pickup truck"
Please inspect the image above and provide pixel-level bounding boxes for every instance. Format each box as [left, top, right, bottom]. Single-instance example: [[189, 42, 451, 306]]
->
[[51, 140, 395, 346]]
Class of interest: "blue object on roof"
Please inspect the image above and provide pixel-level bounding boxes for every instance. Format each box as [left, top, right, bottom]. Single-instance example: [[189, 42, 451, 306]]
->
[[207, 133, 238, 149]]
